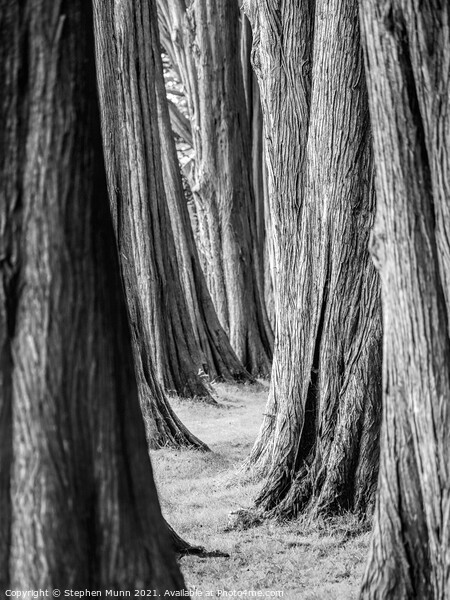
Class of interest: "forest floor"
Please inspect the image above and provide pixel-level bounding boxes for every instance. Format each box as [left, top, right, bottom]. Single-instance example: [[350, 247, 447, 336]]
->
[[151, 381, 370, 600]]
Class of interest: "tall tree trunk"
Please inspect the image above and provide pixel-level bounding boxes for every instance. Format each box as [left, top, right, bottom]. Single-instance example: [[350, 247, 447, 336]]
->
[[93, 0, 218, 402], [242, 0, 382, 518], [152, 19, 253, 386], [157, 0, 273, 376], [91, 1, 209, 446], [0, 0, 184, 589], [359, 2, 450, 598], [240, 16, 275, 331]]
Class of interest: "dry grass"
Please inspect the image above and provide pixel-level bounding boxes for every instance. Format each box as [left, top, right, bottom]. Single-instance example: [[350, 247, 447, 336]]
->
[[151, 381, 370, 599]]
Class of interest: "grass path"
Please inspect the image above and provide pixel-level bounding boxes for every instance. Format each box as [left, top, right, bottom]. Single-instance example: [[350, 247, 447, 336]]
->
[[151, 382, 369, 599]]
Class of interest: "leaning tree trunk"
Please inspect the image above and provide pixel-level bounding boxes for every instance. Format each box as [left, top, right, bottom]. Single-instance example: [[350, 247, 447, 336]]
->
[[93, 0, 219, 402], [0, 0, 184, 590], [359, 2, 450, 598], [157, 0, 273, 376], [90, 1, 209, 446], [152, 19, 253, 385], [242, 0, 382, 519]]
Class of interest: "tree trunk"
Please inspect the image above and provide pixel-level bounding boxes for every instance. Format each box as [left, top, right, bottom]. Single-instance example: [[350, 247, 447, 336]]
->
[[91, 1, 210, 445], [157, 0, 273, 376], [152, 19, 253, 386], [242, 0, 382, 518], [240, 16, 275, 331], [0, 0, 184, 589], [359, 2, 450, 598], [93, 0, 218, 402], [0, 3, 19, 590]]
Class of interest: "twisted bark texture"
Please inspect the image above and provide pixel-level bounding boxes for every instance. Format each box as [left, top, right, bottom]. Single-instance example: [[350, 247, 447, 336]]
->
[[0, 0, 184, 590], [157, 0, 273, 376], [243, 0, 382, 518], [360, 2, 450, 598], [93, 0, 217, 403], [152, 18, 253, 385]]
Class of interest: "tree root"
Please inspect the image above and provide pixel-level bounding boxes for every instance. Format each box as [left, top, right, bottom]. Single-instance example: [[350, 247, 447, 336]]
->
[[166, 520, 229, 558]]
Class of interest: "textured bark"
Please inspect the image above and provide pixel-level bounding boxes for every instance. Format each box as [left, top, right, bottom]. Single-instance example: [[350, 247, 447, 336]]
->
[[359, 2, 450, 598], [93, 0, 216, 402], [1, 0, 184, 590], [157, 0, 273, 376], [153, 21, 253, 385], [262, 162, 275, 331], [240, 16, 275, 331], [0, 2, 19, 591], [167, 97, 193, 147], [243, 0, 382, 518]]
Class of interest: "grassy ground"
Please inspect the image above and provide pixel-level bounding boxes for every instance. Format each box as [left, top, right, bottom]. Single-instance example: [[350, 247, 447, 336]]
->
[[151, 382, 370, 599]]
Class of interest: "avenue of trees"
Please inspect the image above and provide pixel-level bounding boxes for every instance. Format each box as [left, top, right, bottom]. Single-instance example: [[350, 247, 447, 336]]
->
[[0, 0, 448, 598]]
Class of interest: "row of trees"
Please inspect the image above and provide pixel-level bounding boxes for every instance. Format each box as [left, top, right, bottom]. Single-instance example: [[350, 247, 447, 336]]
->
[[1, 0, 449, 597]]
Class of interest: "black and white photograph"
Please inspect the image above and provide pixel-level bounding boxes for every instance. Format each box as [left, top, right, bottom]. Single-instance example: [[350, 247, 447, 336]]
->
[[0, 0, 449, 598]]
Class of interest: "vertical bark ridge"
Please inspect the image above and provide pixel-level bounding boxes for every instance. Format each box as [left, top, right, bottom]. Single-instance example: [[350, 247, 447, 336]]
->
[[0, 2, 21, 590]]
